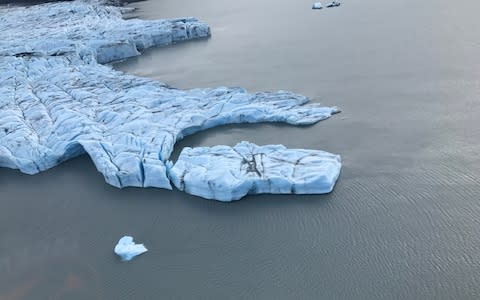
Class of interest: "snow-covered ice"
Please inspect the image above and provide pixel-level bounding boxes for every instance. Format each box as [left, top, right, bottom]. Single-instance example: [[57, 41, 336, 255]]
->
[[114, 236, 148, 261], [312, 2, 323, 9], [168, 142, 342, 201], [0, 0, 341, 200]]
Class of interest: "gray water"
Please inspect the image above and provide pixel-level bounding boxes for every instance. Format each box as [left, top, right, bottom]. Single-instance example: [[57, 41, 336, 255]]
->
[[1, 0, 480, 299]]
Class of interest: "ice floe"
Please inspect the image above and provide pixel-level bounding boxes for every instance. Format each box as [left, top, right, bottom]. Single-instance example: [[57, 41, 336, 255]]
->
[[168, 142, 342, 201], [0, 54, 338, 189], [114, 236, 148, 261], [326, 1, 341, 8]]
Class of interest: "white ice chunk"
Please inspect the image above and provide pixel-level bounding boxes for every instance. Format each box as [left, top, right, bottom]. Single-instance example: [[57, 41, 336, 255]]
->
[[114, 236, 148, 261], [0, 56, 338, 189], [312, 2, 323, 9], [168, 142, 342, 201]]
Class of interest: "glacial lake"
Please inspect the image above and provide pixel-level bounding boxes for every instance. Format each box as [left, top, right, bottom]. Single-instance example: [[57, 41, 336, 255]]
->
[[1, 0, 480, 298]]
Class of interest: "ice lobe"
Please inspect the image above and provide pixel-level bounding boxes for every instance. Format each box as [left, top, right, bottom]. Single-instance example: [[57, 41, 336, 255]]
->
[[114, 236, 148, 261], [0, 55, 338, 189], [0, 1, 210, 63], [168, 142, 342, 201]]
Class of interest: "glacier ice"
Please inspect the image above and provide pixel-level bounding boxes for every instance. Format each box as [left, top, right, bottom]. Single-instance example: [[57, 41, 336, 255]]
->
[[114, 236, 148, 261], [0, 0, 341, 200], [168, 142, 342, 201], [0, 0, 210, 63], [0, 55, 338, 189]]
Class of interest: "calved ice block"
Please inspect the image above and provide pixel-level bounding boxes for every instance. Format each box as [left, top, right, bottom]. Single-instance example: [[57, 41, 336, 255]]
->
[[168, 142, 342, 201]]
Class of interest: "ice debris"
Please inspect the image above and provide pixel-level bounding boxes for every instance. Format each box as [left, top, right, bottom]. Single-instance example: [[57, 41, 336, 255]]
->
[[114, 236, 148, 261], [168, 142, 342, 201], [313, 1, 341, 9], [326, 1, 341, 8]]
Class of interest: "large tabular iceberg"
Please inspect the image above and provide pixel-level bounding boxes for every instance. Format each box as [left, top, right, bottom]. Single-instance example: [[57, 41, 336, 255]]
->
[[0, 0, 341, 200], [168, 142, 342, 201]]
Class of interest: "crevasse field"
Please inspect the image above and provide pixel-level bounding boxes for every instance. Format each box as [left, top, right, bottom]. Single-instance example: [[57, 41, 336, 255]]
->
[[0, 0, 340, 201]]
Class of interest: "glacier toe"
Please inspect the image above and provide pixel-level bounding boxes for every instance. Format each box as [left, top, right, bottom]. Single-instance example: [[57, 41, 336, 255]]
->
[[168, 142, 342, 201], [0, 0, 341, 198], [0, 55, 338, 189]]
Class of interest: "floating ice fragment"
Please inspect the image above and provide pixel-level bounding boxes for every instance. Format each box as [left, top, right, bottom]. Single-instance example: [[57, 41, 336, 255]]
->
[[326, 1, 341, 8], [168, 142, 342, 201], [114, 236, 148, 261], [312, 2, 323, 9]]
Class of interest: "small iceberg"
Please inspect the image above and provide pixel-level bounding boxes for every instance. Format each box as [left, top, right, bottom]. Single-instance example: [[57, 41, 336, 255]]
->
[[168, 142, 342, 202], [312, 2, 323, 9], [326, 1, 341, 8], [114, 236, 148, 261]]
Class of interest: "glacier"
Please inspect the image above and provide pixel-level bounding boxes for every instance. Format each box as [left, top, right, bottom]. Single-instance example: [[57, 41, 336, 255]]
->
[[168, 142, 342, 201], [114, 236, 148, 261], [0, 0, 210, 63], [0, 0, 341, 200]]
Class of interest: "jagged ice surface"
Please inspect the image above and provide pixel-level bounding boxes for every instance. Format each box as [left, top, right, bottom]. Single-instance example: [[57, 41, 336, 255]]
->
[[168, 142, 342, 201], [0, 55, 338, 189], [0, 0, 341, 199]]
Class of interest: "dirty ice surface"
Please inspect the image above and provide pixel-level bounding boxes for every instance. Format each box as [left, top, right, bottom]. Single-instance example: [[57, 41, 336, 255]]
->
[[168, 142, 342, 201]]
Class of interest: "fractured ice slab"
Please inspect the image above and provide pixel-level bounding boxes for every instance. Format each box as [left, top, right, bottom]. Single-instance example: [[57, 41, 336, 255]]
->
[[114, 236, 148, 261], [168, 142, 342, 201], [326, 1, 341, 8], [0, 55, 338, 189], [0, 0, 210, 63]]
